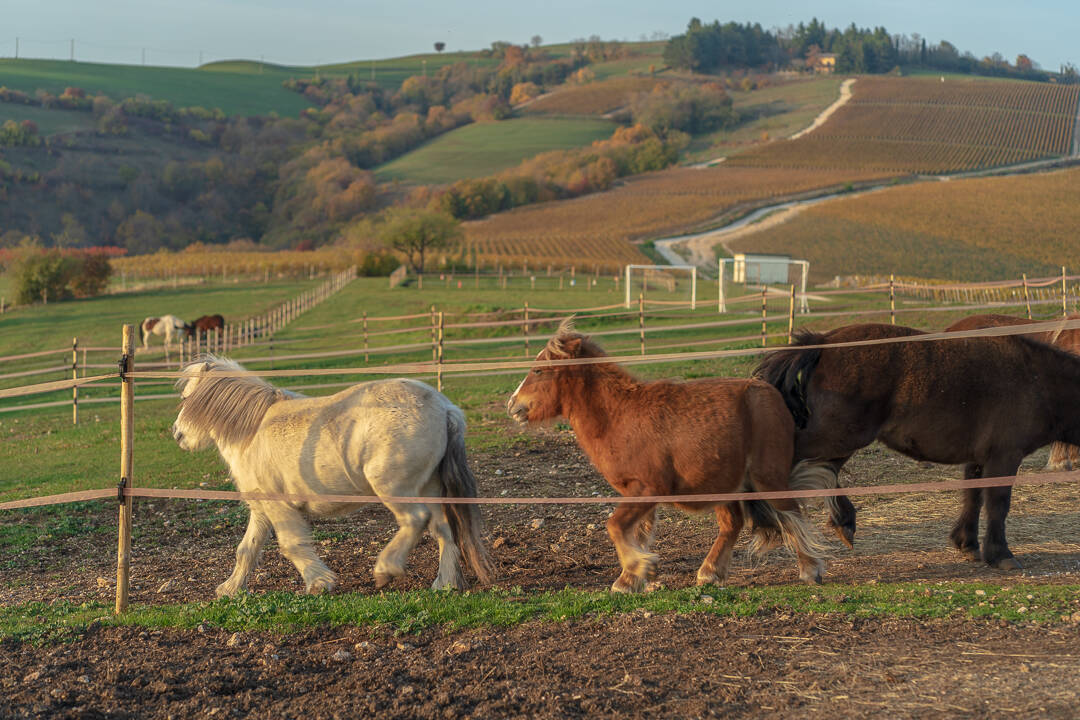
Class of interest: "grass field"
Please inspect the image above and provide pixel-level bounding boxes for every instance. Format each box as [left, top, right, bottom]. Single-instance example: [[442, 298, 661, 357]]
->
[[521, 76, 662, 116], [0, 58, 312, 116], [728, 166, 1080, 281], [0, 102, 96, 136], [373, 117, 616, 184]]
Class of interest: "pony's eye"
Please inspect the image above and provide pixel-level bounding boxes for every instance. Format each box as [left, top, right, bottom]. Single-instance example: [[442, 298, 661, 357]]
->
[[532, 368, 542, 375]]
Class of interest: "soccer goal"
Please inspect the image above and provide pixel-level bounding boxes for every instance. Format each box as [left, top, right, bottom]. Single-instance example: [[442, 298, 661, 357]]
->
[[624, 264, 698, 309], [718, 255, 809, 313]]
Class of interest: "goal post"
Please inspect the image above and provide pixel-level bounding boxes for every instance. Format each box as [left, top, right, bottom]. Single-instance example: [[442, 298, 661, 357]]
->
[[624, 264, 697, 309], [719, 257, 809, 313]]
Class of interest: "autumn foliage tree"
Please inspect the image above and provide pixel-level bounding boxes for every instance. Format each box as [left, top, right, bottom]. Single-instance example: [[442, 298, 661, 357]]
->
[[379, 209, 462, 273]]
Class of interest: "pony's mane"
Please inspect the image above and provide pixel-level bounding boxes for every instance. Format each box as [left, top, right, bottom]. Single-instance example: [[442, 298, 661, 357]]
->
[[544, 316, 607, 359], [177, 355, 299, 449]]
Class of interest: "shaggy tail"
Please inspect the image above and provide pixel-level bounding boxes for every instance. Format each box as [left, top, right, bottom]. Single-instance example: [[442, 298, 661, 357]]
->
[[753, 329, 825, 429], [743, 460, 836, 560], [138, 321, 146, 346], [438, 410, 495, 584]]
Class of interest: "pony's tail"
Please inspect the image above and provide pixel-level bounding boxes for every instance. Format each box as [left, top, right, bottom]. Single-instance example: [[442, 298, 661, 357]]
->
[[438, 410, 495, 584], [743, 460, 835, 560], [138, 321, 145, 345], [753, 329, 825, 429]]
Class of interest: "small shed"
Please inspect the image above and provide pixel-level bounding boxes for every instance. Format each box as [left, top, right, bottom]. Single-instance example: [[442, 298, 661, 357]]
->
[[732, 253, 792, 284]]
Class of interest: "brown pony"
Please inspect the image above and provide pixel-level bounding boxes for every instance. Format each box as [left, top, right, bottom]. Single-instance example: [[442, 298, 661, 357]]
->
[[947, 313, 1080, 471], [507, 320, 831, 592], [755, 322, 1080, 570], [188, 314, 225, 338]]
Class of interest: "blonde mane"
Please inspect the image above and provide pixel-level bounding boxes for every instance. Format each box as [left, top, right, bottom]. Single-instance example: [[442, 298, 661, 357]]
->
[[177, 356, 298, 449]]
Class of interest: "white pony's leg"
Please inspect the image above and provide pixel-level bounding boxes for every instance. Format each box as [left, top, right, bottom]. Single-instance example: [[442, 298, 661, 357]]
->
[[141, 323, 150, 351], [216, 508, 272, 597], [163, 325, 172, 365], [266, 505, 337, 594], [427, 504, 465, 590], [373, 503, 431, 589]]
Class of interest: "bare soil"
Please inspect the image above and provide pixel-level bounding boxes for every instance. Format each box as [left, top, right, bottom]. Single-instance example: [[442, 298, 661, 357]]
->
[[3, 423, 1080, 718]]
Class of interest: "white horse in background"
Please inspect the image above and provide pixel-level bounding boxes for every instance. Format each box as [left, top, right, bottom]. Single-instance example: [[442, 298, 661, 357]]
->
[[140, 314, 189, 360], [171, 356, 493, 596]]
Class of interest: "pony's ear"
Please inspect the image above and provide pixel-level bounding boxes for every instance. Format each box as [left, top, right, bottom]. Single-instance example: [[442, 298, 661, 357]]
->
[[548, 335, 582, 358]]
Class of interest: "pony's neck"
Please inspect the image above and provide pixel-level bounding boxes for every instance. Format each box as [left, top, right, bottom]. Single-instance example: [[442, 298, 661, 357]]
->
[[561, 362, 639, 445]]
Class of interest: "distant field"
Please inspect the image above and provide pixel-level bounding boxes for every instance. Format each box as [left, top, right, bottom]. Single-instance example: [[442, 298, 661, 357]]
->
[[728, 166, 1080, 280], [522, 76, 662, 116], [464, 166, 891, 270], [374, 117, 615, 184], [0, 59, 311, 116], [0, 103, 95, 136], [728, 76, 1080, 174], [683, 76, 845, 163]]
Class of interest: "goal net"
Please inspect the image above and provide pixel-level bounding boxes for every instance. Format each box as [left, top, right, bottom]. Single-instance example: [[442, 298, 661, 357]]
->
[[623, 265, 698, 309], [718, 256, 809, 313]]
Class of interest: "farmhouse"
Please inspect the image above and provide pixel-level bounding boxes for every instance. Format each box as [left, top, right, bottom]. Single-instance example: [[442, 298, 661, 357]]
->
[[813, 53, 837, 74]]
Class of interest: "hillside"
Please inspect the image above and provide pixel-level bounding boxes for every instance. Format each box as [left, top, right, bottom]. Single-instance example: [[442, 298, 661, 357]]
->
[[374, 117, 616, 184], [728, 166, 1080, 280], [727, 76, 1080, 173], [0, 59, 311, 116]]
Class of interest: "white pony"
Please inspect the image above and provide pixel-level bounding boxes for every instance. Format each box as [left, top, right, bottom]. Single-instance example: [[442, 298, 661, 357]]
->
[[171, 356, 493, 595], [140, 314, 188, 356]]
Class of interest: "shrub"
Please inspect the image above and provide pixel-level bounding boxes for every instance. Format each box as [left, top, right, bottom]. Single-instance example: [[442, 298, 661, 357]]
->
[[69, 253, 112, 297], [10, 250, 76, 304]]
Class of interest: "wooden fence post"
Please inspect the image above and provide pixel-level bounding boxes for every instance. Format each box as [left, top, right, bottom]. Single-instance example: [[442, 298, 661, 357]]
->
[[787, 285, 795, 344], [1063, 266, 1068, 318], [889, 274, 896, 325], [116, 324, 135, 614], [1023, 273, 1032, 320], [761, 286, 768, 347], [436, 311, 444, 393], [639, 293, 645, 355], [363, 311, 369, 362], [72, 337, 78, 425], [524, 302, 530, 357]]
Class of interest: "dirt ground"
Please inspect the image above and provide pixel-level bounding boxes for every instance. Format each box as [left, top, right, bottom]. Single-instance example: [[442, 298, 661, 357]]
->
[[3, 426, 1080, 718], [3, 614, 1079, 719]]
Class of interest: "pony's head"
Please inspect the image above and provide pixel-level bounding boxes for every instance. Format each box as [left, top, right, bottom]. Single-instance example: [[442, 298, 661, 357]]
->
[[507, 317, 604, 425], [172, 356, 287, 453]]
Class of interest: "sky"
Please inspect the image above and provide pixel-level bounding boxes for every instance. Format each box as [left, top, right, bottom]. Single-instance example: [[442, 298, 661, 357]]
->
[[3, 0, 1076, 71]]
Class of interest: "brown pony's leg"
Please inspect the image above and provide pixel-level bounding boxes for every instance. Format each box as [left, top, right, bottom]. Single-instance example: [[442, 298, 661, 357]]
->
[[949, 464, 983, 562], [607, 500, 659, 593], [980, 455, 1023, 571], [697, 503, 744, 585], [823, 458, 856, 548]]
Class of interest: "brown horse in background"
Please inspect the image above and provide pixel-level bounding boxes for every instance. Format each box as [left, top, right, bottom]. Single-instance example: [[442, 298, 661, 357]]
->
[[947, 313, 1080, 471], [188, 314, 225, 339], [508, 320, 831, 592], [755, 323, 1080, 570]]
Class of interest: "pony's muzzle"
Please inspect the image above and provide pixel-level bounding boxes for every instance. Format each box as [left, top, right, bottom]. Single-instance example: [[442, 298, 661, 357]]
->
[[506, 397, 529, 425]]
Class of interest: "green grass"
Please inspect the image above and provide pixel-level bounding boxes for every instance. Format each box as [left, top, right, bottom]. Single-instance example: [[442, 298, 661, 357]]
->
[[0, 278, 316, 356], [3, 582, 1077, 643], [0, 102, 96, 136], [683, 76, 845, 164], [374, 117, 616, 184], [0, 59, 311, 116]]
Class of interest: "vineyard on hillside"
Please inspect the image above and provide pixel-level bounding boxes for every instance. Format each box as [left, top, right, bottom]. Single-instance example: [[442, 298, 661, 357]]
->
[[521, 76, 662, 116], [464, 166, 890, 270], [728, 166, 1080, 281], [111, 248, 391, 280], [727, 77, 1080, 174]]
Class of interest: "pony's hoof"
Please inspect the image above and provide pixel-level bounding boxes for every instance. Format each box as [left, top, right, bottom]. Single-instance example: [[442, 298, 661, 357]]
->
[[696, 571, 718, 586], [215, 582, 240, 598], [306, 577, 337, 594], [958, 547, 982, 563], [799, 562, 825, 585], [611, 573, 644, 594], [991, 556, 1022, 572], [373, 572, 395, 590]]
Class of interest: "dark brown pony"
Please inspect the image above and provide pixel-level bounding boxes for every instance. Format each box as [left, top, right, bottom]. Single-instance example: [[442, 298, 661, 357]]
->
[[947, 313, 1080, 471], [507, 320, 831, 592], [187, 314, 225, 338], [755, 322, 1080, 570]]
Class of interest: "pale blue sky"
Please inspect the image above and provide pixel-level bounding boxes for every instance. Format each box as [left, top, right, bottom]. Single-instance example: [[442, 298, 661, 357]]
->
[[3, 1, 1075, 71]]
